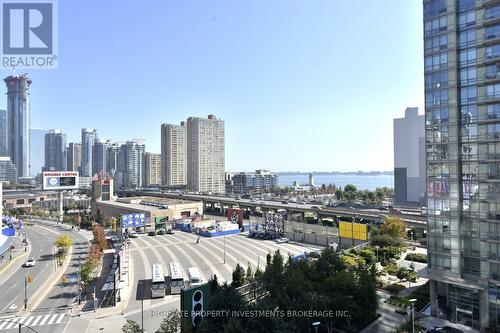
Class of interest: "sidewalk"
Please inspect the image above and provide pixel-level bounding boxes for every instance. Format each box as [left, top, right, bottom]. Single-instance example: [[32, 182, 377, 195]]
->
[[0, 235, 30, 276]]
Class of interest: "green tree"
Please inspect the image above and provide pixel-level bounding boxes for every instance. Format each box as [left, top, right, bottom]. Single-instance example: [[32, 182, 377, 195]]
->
[[245, 263, 254, 284], [54, 234, 73, 252], [231, 263, 245, 288], [380, 216, 407, 239], [122, 320, 142, 333], [156, 309, 181, 333], [344, 184, 357, 193], [81, 261, 95, 285]]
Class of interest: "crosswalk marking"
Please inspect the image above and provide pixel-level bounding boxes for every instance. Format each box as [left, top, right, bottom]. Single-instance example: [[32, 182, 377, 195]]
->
[[23, 315, 35, 326], [30, 315, 42, 326], [0, 314, 66, 331], [55, 313, 64, 324], [47, 314, 58, 325], [4, 318, 19, 329], [38, 314, 50, 326], [0, 320, 10, 330]]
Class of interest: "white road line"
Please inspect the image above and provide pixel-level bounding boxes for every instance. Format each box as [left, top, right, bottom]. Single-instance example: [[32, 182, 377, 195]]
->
[[23, 315, 35, 326], [38, 314, 50, 326], [47, 313, 58, 325], [4, 317, 19, 329], [30, 315, 42, 326], [178, 243, 227, 281], [0, 297, 18, 313], [0, 320, 10, 330], [55, 313, 64, 324], [149, 237, 186, 277], [201, 237, 248, 271], [16, 317, 27, 325]]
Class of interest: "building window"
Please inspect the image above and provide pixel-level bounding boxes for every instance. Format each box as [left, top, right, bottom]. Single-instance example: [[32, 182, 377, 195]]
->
[[461, 86, 477, 104], [459, 30, 476, 49], [486, 24, 500, 40], [426, 89, 448, 107], [459, 48, 476, 66], [425, 53, 448, 70], [458, 0, 475, 13], [460, 67, 476, 85], [426, 34, 449, 53], [487, 124, 500, 139], [486, 63, 500, 79], [459, 10, 476, 27], [425, 16, 447, 37], [424, 0, 446, 18], [486, 45, 500, 59], [426, 70, 448, 88], [427, 107, 449, 125], [487, 104, 500, 119], [485, 4, 500, 21], [16, 199, 24, 205], [487, 83, 500, 99]]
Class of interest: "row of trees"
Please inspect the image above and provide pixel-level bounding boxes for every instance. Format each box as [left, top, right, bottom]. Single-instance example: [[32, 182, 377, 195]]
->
[[196, 248, 378, 333], [81, 223, 108, 287]]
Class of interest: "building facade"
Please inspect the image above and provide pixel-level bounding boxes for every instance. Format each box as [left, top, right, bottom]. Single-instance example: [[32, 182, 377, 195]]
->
[[124, 140, 145, 189], [143, 153, 162, 186], [186, 115, 225, 193], [4, 75, 31, 178], [0, 157, 17, 182], [423, 0, 500, 329], [0, 109, 6, 156], [161, 122, 187, 186], [394, 107, 426, 205], [81, 128, 97, 177], [44, 129, 67, 172], [67, 142, 82, 172], [29, 129, 47, 177], [93, 139, 110, 175], [232, 169, 279, 194]]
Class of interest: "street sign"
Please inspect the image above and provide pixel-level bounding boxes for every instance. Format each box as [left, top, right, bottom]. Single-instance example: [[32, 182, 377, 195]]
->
[[121, 213, 146, 228]]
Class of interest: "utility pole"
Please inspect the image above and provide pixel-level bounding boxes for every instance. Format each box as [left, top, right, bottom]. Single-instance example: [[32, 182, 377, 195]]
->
[[223, 236, 226, 264], [78, 256, 82, 305], [24, 275, 27, 310]]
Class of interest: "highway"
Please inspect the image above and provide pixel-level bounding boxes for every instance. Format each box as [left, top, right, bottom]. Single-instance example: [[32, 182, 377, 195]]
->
[[122, 190, 427, 227]]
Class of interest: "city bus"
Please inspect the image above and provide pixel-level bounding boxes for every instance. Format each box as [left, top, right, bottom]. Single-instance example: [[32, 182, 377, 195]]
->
[[188, 267, 204, 287], [151, 263, 166, 298], [169, 262, 185, 294]]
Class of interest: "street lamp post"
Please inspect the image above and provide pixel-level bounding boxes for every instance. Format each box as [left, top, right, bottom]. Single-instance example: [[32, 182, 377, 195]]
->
[[78, 256, 82, 305], [374, 245, 380, 263], [223, 236, 226, 265], [141, 281, 144, 333], [409, 298, 417, 333]]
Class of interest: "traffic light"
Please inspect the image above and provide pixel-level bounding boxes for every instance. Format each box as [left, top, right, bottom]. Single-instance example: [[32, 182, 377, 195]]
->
[[27, 275, 33, 284], [192, 290, 203, 327]]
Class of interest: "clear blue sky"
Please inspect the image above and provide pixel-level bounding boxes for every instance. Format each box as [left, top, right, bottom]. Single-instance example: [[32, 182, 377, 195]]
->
[[0, 0, 424, 172]]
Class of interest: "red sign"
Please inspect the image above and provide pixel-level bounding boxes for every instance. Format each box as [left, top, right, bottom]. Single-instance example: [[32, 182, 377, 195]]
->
[[226, 209, 243, 228]]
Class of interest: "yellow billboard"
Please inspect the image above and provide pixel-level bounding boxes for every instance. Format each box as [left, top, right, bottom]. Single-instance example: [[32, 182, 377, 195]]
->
[[339, 222, 367, 241]]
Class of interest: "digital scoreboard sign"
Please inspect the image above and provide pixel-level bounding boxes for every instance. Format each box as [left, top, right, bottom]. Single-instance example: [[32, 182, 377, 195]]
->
[[43, 171, 79, 190]]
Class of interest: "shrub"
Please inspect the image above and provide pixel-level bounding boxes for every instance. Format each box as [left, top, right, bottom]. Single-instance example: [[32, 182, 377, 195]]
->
[[384, 283, 406, 294], [405, 253, 427, 263], [383, 262, 398, 276]]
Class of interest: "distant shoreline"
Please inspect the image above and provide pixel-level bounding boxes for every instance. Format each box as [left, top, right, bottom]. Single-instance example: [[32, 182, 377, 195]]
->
[[274, 171, 393, 176]]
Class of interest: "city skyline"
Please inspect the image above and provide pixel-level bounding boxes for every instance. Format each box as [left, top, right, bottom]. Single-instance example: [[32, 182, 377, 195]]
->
[[0, 0, 423, 172]]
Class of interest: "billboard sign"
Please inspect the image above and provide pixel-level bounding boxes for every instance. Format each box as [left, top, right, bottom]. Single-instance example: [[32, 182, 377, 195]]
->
[[121, 213, 145, 228], [42, 171, 79, 190], [226, 208, 243, 228]]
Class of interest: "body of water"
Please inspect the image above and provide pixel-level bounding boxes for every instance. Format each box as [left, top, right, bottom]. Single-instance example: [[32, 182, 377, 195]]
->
[[277, 174, 393, 191]]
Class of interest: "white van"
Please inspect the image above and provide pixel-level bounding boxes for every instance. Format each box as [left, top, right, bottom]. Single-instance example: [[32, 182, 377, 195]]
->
[[188, 267, 204, 287]]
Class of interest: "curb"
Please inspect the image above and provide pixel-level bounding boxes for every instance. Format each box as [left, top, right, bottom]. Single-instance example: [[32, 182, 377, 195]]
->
[[16, 244, 74, 317], [0, 244, 30, 276]]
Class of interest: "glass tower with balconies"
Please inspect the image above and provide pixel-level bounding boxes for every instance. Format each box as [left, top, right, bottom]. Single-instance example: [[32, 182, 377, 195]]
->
[[424, 0, 500, 329]]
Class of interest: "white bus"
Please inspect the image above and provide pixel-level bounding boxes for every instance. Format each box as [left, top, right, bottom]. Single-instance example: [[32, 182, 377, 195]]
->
[[169, 262, 185, 294], [188, 267, 204, 287], [151, 263, 166, 298]]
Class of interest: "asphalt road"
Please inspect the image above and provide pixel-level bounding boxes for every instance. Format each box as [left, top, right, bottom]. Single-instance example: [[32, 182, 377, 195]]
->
[[0, 220, 91, 333]]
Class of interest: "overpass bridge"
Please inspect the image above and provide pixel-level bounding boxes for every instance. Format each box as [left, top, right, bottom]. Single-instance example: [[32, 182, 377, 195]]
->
[[117, 189, 427, 230]]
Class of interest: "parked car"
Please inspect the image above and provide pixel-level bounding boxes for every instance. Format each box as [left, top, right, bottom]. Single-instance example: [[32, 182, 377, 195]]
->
[[263, 234, 274, 240], [281, 201, 289, 204], [148, 230, 157, 236], [24, 257, 36, 267], [275, 238, 289, 244], [308, 251, 321, 259], [157, 229, 166, 235], [128, 231, 138, 238], [394, 308, 407, 316], [248, 232, 256, 238], [166, 229, 175, 235]]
